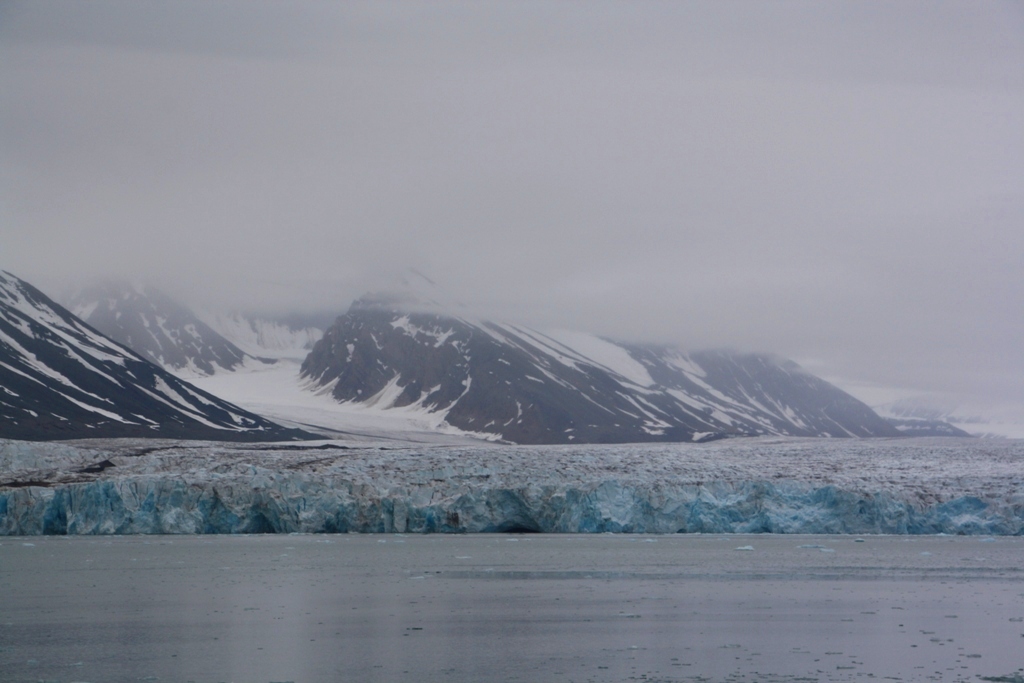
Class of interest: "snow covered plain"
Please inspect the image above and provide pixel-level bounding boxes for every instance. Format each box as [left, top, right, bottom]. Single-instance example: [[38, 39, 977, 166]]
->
[[2, 436, 1022, 535]]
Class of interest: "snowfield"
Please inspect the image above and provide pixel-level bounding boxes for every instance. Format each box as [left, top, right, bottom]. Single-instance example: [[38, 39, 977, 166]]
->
[[2, 436, 1022, 536], [187, 354, 496, 444]]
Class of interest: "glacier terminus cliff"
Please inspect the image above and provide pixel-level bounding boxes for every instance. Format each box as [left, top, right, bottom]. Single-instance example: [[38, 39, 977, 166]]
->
[[2, 437, 1021, 536]]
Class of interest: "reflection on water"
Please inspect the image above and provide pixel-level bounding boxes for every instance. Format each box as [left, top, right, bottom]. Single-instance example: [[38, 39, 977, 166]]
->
[[1, 534, 1022, 682]]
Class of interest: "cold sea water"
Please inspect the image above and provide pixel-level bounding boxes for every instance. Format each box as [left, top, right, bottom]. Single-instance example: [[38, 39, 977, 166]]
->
[[1, 533, 1022, 683]]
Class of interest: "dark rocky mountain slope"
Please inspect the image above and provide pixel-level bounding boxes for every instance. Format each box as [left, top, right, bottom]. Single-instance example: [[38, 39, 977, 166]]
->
[[0, 271, 305, 441], [301, 293, 901, 444], [66, 281, 271, 376]]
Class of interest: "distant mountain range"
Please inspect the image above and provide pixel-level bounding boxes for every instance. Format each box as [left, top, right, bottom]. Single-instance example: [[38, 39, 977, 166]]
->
[[874, 397, 1018, 438], [66, 281, 274, 376], [3, 270, 980, 444], [0, 271, 306, 441], [299, 291, 902, 444]]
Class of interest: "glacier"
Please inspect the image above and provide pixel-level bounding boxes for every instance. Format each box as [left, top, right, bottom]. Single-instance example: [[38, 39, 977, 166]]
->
[[2, 436, 1022, 536]]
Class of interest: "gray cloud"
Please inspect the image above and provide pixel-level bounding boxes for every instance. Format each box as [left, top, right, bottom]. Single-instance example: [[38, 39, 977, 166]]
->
[[2, 1, 1023, 405]]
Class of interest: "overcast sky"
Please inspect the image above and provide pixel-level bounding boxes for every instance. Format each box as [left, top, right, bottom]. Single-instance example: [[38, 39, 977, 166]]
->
[[2, 1, 1023, 407]]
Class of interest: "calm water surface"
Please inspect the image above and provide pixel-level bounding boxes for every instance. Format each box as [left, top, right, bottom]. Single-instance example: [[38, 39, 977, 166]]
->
[[1, 534, 1022, 682]]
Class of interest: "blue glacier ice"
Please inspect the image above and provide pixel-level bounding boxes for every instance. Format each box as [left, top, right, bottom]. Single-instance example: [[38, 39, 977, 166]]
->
[[1, 473, 1021, 536], [1, 437, 1022, 535]]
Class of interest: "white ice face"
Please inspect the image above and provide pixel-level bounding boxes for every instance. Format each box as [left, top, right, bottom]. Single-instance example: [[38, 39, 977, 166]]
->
[[2, 436, 1021, 536]]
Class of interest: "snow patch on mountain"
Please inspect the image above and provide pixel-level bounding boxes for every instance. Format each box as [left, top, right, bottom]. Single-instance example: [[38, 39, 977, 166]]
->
[[187, 354, 498, 444], [521, 328, 656, 388], [206, 312, 323, 359]]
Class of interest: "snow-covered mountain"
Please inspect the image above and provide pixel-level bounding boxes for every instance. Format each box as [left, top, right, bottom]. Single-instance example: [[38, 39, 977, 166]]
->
[[206, 312, 323, 360], [66, 281, 272, 377], [876, 396, 1022, 439], [0, 271, 305, 441], [879, 416, 972, 437], [300, 292, 900, 444]]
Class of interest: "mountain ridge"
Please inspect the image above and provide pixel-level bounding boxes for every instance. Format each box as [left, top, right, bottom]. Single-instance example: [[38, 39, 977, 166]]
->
[[301, 297, 901, 444], [66, 281, 273, 377], [0, 271, 307, 442]]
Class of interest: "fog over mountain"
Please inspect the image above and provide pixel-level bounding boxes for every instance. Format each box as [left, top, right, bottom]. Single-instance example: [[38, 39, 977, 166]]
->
[[3, 1, 1022, 415]]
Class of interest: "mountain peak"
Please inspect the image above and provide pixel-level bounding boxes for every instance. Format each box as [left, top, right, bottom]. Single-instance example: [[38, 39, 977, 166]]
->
[[349, 269, 468, 317], [0, 270, 304, 441], [65, 280, 272, 377]]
